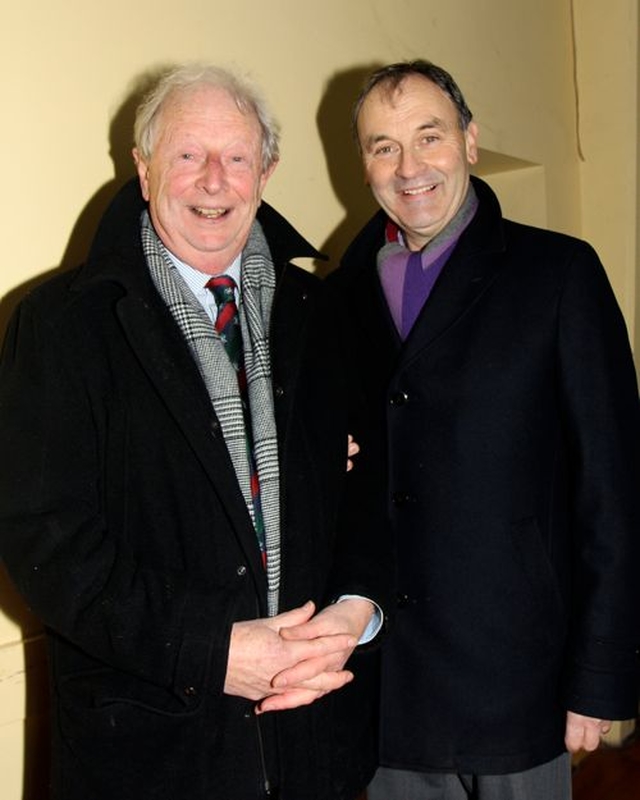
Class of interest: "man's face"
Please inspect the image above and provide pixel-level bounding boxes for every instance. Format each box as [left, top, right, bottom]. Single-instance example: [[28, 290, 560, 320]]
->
[[134, 85, 276, 275], [357, 74, 478, 251]]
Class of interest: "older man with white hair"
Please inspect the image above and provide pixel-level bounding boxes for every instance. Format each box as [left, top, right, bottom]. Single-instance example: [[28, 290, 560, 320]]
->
[[0, 63, 388, 800]]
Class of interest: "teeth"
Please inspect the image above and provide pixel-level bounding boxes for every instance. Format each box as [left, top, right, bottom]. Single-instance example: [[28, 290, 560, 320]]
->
[[193, 207, 226, 219], [403, 184, 436, 196]]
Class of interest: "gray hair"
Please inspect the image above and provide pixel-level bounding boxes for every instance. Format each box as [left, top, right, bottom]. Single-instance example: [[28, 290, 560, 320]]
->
[[134, 63, 280, 171], [352, 59, 473, 149]]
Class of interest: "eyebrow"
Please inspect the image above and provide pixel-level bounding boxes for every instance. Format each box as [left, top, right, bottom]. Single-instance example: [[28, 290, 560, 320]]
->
[[420, 116, 447, 131], [363, 116, 448, 151]]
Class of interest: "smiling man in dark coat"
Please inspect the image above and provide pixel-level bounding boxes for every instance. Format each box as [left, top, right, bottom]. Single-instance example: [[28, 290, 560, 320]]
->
[[327, 59, 640, 800], [0, 64, 388, 800]]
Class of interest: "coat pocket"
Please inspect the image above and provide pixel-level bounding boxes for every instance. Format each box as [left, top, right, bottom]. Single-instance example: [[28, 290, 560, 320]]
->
[[58, 666, 204, 716]]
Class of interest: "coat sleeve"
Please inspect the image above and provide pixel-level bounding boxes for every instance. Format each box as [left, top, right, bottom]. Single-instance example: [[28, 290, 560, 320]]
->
[[0, 295, 237, 703], [557, 241, 640, 719], [319, 276, 395, 637]]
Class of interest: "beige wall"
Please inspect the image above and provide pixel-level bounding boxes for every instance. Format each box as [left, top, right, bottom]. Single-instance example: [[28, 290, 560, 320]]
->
[[1, 1, 637, 796], [573, 0, 639, 343]]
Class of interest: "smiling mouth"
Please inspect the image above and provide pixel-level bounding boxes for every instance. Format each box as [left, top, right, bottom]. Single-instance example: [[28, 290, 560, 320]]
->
[[402, 184, 437, 196], [192, 206, 228, 219]]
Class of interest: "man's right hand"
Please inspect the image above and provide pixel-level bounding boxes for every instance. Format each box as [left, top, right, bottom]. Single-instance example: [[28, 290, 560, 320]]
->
[[223, 601, 357, 704]]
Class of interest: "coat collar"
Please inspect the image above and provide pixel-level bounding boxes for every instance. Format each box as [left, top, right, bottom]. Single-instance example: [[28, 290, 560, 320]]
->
[[340, 176, 505, 279]]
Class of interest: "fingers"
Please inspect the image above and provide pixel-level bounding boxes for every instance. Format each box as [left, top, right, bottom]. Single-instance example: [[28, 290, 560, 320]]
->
[[256, 670, 354, 714], [270, 600, 316, 630], [279, 617, 330, 641], [257, 688, 320, 713], [347, 434, 360, 472], [224, 602, 358, 705], [281, 598, 374, 645], [272, 604, 360, 693], [224, 605, 320, 700], [272, 649, 353, 688], [283, 632, 357, 663]]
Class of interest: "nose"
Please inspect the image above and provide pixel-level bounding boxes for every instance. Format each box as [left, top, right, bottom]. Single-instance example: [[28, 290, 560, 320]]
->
[[197, 156, 226, 193], [396, 147, 422, 179]]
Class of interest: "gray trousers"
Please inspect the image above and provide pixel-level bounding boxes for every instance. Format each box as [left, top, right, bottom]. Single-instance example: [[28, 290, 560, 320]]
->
[[367, 754, 572, 800]]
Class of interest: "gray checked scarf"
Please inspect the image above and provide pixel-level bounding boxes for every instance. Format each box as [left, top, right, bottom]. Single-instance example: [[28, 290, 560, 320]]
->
[[141, 211, 281, 616]]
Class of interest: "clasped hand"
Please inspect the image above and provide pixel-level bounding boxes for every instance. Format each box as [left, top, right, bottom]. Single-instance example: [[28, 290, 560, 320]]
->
[[224, 598, 373, 713]]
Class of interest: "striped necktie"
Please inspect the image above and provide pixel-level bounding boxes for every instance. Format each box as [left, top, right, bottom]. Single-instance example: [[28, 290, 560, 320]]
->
[[206, 275, 266, 565]]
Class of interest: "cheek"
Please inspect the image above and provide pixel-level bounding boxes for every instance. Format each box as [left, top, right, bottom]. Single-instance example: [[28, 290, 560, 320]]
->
[[236, 172, 267, 205], [363, 161, 377, 184], [366, 162, 395, 191], [161, 171, 192, 200]]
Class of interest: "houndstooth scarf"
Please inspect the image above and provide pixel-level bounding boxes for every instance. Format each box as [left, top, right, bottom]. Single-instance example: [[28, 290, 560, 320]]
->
[[141, 211, 281, 616]]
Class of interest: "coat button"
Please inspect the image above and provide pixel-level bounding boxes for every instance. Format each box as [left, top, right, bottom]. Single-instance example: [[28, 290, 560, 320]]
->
[[183, 686, 198, 697], [236, 565, 247, 576], [210, 419, 221, 436], [389, 391, 409, 406], [274, 385, 285, 398]]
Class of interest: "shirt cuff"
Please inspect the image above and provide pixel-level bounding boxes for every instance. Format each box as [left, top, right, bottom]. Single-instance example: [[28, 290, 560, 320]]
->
[[337, 594, 384, 644]]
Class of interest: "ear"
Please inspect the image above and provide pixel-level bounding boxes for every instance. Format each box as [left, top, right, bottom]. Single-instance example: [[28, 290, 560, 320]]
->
[[132, 148, 151, 201], [258, 158, 278, 195], [465, 122, 479, 166]]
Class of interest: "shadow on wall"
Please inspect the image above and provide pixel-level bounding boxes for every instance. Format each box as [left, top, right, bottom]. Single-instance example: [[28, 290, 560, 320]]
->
[[314, 64, 382, 277], [0, 63, 171, 800]]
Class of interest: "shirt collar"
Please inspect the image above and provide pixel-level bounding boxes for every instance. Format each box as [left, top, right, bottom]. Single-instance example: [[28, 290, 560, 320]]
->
[[165, 249, 242, 297]]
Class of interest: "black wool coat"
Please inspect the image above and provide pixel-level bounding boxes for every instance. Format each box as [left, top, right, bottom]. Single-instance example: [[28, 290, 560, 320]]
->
[[327, 176, 640, 775], [0, 180, 389, 800]]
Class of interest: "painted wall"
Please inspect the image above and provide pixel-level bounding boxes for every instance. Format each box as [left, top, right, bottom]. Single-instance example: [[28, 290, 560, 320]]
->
[[573, 0, 639, 345], [0, 1, 637, 797]]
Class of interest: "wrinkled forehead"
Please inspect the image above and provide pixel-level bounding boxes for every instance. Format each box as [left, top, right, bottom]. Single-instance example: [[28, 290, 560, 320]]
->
[[153, 85, 262, 146], [365, 74, 451, 114], [164, 85, 254, 124], [357, 75, 457, 139]]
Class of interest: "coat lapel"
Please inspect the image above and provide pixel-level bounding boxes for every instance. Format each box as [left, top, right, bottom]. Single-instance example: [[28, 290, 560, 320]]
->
[[78, 181, 328, 595], [115, 280, 268, 581], [399, 245, 502, 366]]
